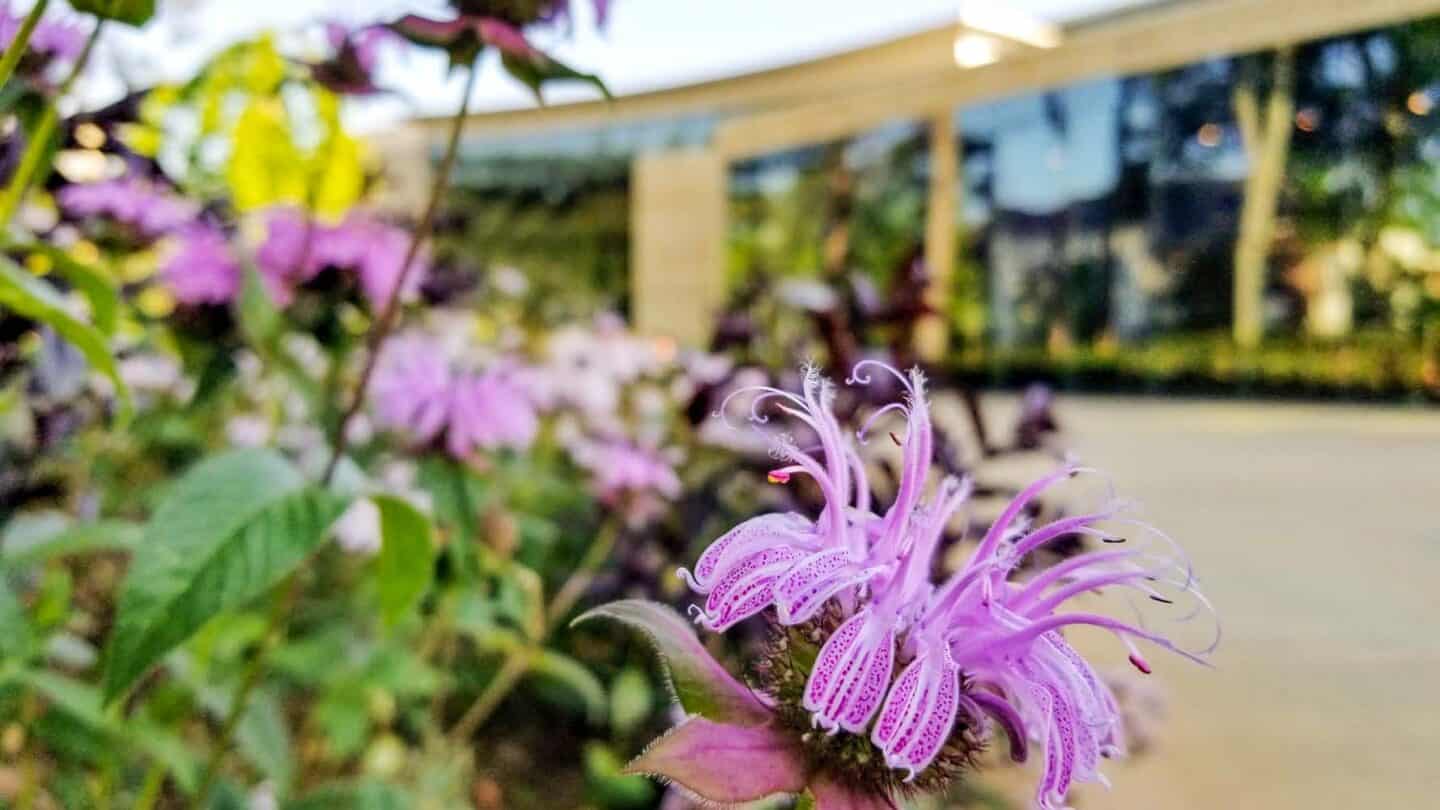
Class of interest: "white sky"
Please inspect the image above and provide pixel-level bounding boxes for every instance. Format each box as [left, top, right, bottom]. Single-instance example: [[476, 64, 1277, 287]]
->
[[52, 0, 1152, 131]]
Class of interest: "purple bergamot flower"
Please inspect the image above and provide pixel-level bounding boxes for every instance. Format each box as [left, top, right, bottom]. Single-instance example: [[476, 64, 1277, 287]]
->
[[582, 362, 1215, 809]]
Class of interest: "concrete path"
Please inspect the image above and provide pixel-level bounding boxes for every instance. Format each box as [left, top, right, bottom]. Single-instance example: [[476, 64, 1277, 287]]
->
[[967, 395, 1440, 809]]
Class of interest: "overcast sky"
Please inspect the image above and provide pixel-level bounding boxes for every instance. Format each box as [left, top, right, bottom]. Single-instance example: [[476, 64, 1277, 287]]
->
[[57, 0, 1151, 131]]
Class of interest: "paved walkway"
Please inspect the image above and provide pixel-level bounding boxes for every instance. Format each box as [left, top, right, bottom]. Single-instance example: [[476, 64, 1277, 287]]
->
[[967, 395, 1440, 809]]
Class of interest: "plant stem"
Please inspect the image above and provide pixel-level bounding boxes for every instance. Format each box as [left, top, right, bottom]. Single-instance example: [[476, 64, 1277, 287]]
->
[[446, 647, 532, 743], [0, 18, 102, 228], [545, 520, 619, 632], [130, 759, 166, 810], [320, 63, 477, 485], [194, 572, 301, 804], [446, 519, 621, 743], [0, 0, 49, 90]]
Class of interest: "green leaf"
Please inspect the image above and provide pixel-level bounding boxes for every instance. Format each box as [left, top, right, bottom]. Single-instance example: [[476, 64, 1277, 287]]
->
[[0, 255, 131, 421], [69, 0, 155, 26], [583, 741, 657, 809], [13, 670, 200, 792], [101, 449, 349, 702], [573, 600, 770, 726], [238, 262, 282, 346], [530, 649, 606, 724], [370, 495, 435, 626], [13, 241, 121, 335], [2, 520, 142, 566], [500, 52, 612, 105], [609, 666, 653, 737], [235, 687, 294, 790], [0, 576, 35, 664], [284, 780, 409, 810]]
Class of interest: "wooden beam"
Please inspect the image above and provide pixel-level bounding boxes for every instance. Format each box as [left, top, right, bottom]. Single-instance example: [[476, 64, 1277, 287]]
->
[[411, 25, 961, 138], [915, 113, 959, 363], [714, 0, 1440, 159], [630, 149, 727, 345]]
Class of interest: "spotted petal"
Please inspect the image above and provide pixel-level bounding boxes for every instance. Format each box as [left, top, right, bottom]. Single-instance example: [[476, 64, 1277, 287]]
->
[[773, 548, 879, 624], [872, 650, 961, 777], [680, 512, 813, 592], [802, 609, 895, 733]]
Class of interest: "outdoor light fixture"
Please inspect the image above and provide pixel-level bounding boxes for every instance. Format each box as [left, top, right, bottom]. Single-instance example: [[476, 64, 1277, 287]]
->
[[958, 3, 1063, 49], [953, 2, 1061, 69], [953, 32, 1002, 68]]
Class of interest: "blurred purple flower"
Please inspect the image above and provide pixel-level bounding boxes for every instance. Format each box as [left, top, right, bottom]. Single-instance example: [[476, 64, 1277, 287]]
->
[[447, 364, 540, 456], [0, 3, 85, 65], [372, 333, 453, 443], [58, 177, 198, 239], [311, 22, 399, 95], [320, 211, 426, 308], [160, 223, 241, 305], [570, 437, 680, 505], [371, 333, 538, 459], [255, 206, 323, 289], [255, 207, 426, 308]]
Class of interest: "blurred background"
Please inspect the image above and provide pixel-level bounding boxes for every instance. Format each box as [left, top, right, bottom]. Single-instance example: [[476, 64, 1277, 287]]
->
[[2, 1, 1438, 808]]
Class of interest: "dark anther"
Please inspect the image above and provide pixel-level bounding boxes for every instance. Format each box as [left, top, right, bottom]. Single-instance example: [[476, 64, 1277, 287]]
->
[[889, 431, 903, 446], [1148, 594, 1174, 604], [1101, 536, 1127, 544]]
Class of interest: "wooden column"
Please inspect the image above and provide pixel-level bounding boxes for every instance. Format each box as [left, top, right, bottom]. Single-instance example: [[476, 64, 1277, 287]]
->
[[915, 112, 959, 362], [630, 148, 727, 346]]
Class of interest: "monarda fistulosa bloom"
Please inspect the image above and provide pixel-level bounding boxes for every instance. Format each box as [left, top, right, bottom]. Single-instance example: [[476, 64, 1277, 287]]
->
[[580, 363, 1215, 809]]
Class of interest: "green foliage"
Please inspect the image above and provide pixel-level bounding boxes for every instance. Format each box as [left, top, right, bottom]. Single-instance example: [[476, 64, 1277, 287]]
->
[[371, 495, 436, 626], [70, 0, 155, 26], [0, 254, 131, 420], [14, 240, 122, 335], [101, 449, 349, 702]]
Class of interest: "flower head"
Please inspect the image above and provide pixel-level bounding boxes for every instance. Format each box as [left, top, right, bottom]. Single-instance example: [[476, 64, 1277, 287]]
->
[[159, 223, 241, 305], [58, 177, 198, 239], [0, 4, 85, 75], [371, 332, 538, 459], [646, 362, 1214, 808], [254, 207, 427, 308], [310, 22, 398, 95]]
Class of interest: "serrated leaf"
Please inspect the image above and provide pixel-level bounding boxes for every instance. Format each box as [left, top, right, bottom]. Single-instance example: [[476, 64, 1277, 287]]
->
[[12, 240, 120, 335], [101, 449, 349, 702], [0, 255, 131, 421], [573, 600, 770, 726], [69, 0, 155, 26], [371, 495, 434, 626], [531, 649, 606, 724]]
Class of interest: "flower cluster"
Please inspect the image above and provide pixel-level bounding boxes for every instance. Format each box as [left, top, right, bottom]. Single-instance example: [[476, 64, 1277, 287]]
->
[[255, 207, 427, 307], [58, 177, 198, 239], [0, 3, 85, 72], [371, 331, 539, 458], [153, 206, 426, 309], [567, 435, 681, 526], [653, 362, 1213, 808]]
